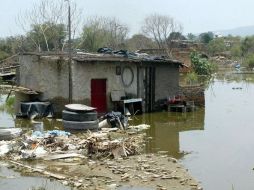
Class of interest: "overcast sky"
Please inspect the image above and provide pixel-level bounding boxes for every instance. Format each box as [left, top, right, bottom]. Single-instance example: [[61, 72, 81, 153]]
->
[[1, 0, 254, 37]]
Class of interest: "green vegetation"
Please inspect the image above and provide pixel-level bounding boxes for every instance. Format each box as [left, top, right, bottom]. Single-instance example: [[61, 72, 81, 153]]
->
[[1, 0, 254, 71], [190, 51, 213, 75], [199, 32, 214, 44], [5, 96, 15, 107], [0, 96, 15, 114], [207, 38, 226, 56], [27, 23, 66, 52], [243, 54, 254, 68], [230, 44, 242, 58], [79, 17, 128, 52], [185, 72, 198, 85]]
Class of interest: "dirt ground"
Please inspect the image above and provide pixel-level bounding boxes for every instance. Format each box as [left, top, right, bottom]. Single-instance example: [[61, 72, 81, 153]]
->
[[8, 153, 202, 190]]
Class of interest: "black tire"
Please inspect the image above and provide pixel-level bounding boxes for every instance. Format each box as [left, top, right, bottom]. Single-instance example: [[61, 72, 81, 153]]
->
[[63, 120, 99, 130], [62, 110, 97, 121]]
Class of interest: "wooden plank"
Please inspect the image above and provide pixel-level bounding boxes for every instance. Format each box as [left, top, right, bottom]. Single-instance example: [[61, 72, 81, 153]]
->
[[44, 153, 86, 161], [9, 160, 66, 180]]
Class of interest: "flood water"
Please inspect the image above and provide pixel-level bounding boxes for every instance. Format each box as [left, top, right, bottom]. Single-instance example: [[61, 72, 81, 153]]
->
[[1, 70, 254, 189], [132, 71, 254, 190]]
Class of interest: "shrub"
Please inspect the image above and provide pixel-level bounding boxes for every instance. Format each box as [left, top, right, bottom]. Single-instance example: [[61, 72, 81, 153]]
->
[[190, 51, 213, 75], [186, 72, 198, 85]]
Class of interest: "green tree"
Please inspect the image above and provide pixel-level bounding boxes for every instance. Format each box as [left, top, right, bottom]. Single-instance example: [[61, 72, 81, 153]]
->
[[241, 36, 254, 56], [199, 32, 214, 44], [0, 36, 24, 60], [17, 0, 82, 52], [26, 22, 66, 51], [190, 51, 213, 75], [168, 32, 186, 41], [243, 54, 254, 68], [187, 33, 196, 41], [126, 34, 156, 51], [230, 44, 242, 57], [0, 50, 9, 61], [207, 38, 226, 55], [79, 17, 128, 52]]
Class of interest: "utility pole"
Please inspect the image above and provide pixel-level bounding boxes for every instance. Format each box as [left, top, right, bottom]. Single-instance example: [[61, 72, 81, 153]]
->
[[65, 0, 72, 103]]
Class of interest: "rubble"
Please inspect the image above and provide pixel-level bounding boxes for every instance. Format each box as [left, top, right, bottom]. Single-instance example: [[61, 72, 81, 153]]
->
[[0, 125, 146, 161], [0, 124, 201, 190]]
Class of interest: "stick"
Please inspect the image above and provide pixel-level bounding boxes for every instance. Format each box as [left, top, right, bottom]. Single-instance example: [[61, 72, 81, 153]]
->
[[9, 160, 66, 180]]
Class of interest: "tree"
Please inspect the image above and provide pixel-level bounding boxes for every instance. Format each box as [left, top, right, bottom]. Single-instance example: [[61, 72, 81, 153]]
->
[[190, 51, 213, 75], [199, 32, 214, 44], [187, 33, 196, 41], [244, 54, 254, 68], [168, 32, 186, 41], [141, 14, 183, 55], [241, 36, 254, 56], [0, 36, 24, 60], [126, 34, 156, 51], [207, 38, 226, 56], [230, 44, 242, 57], [79, 17, 129, 52], [26, 23, 66, 51], [17, 0, 82, 52]]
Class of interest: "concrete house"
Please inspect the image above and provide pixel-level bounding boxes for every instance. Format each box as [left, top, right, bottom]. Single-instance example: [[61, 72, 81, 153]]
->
[[16, 52, 183, 115]]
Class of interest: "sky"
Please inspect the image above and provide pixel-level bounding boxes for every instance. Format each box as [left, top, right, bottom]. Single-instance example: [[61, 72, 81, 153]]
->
[[1, 0, 254, 38]]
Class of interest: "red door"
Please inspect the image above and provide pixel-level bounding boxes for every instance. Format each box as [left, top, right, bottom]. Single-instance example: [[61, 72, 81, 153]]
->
[[91, 79, 107, 113]]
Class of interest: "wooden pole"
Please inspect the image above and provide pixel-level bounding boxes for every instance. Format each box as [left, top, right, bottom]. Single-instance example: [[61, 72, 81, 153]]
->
[[68, 1, 72, 103]]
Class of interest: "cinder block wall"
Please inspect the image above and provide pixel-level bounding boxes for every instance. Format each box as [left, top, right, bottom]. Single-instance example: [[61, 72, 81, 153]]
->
[[155, 64, 179, 101], [18, 55, 69, 112]]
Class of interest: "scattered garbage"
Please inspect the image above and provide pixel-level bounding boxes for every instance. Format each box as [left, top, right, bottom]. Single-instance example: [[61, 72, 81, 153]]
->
[[100, 111, 128, 130], [128, 124, 151, 133], [0, 128, 22, 140], [86, 131, 144, 159], [0, 123, 202, 190], [0, 123, 147, 160], [31, 130, 71, 138], [0, 141, 13, 156], [97, 47, 169, 61], [32, 121, 44, 132]]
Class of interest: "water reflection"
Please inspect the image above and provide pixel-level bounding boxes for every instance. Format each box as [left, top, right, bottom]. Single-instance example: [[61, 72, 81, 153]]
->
[[181, 71, 254, 190], [0, 94, 15, 128], [15, 118, 63, 131], [130, 110, 205, 159]]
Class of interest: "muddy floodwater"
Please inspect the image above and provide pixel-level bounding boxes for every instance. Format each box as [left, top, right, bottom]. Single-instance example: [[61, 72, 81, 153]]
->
[[130, 71, 254, 190], [0, 162, 70, 190], [1, 70, 254, 189]]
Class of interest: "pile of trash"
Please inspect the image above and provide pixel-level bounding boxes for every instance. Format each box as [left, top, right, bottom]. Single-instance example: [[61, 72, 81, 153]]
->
[[97, 47, 167, 61], [86, 131, 144, 159], [0, 125, 148, 161]]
